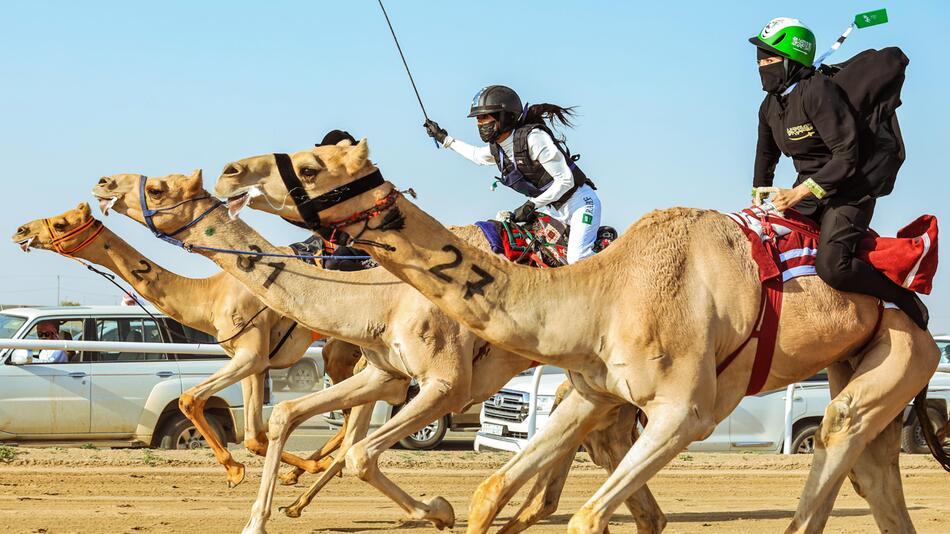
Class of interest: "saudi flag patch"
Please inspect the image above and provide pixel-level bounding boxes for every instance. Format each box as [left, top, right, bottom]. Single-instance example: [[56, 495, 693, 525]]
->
[[582, 214, 593, 224]]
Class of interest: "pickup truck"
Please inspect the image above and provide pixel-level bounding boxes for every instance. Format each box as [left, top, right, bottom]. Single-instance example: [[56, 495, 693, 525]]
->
[[0, 305, 283, 449]]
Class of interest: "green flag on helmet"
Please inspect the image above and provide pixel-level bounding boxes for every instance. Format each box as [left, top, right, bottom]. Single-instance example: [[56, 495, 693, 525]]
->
[[749, 17, 817, 66]]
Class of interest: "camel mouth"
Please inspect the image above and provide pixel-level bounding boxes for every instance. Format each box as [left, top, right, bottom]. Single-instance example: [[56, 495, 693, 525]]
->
[[97, 196, 118, 216], [16, 237, 34, 252], [226, 187, 261, 220]]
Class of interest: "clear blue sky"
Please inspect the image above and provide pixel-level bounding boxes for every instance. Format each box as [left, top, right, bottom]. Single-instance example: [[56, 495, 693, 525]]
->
[[1, 2, 947, 329]]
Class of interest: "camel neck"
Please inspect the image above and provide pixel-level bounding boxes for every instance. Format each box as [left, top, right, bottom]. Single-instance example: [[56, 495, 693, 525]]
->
[[173, 207, 400, 346], [76, 227, 214, 330], [349, 194, 608, 363]]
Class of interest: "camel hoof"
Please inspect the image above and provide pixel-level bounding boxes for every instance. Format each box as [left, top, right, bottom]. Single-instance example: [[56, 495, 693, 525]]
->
[[425, 496, 455, 530], [226, 462, 246, 489], [280, 504, 303, 519], [278, 470, 301, 486]]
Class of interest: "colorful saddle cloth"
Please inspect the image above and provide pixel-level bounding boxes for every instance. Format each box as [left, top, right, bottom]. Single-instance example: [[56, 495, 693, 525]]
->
[[727, 206, 938, 294], [475, 215, 569, 268]]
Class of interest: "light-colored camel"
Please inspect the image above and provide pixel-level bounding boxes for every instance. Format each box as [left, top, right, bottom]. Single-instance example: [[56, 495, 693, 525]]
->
[[90, 171, 667, 534], [11, 202, 349, 487], [216, 139, 945, 534]]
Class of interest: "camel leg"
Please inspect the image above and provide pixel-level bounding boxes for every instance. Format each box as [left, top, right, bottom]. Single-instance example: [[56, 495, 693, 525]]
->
[[179, 345, 269, 488], [787, 326, 935, 534], [280, 402, 374, 517], [467, 389, 609, 534], [277, 348, 364, 485], [565, 365, 718, 534], [343, 378, 469, 530], [500, 404, 665, 534], [242, 364, 408, 534]]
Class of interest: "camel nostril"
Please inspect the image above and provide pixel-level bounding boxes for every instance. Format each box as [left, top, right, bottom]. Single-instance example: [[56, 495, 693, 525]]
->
[[16, 226, 26, 235], [98, 177, 108, 185], [222, 163, 243, 177]]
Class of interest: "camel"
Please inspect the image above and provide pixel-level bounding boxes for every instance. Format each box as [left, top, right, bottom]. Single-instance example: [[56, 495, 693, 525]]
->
[[10, 202, 355, 487], [90, 172, 667, 534], [213, 138, 947, 534]]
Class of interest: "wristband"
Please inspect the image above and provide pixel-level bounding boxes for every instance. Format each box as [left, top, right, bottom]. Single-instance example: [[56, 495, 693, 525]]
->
[[802, 178, 827, 199]]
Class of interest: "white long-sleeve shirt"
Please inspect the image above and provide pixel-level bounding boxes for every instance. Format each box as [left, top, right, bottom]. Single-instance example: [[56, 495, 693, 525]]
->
[[442, 128, 576, 208]]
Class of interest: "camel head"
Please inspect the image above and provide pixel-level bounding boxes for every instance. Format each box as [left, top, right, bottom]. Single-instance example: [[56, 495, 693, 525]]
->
[[92, 170, 210, 233], [215, 139, 388, 228], [12, 202, 100, 255]]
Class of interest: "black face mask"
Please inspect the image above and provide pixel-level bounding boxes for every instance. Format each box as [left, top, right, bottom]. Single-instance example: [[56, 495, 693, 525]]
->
[[758, 48, 787, 94], [478, 121, 500, 142]]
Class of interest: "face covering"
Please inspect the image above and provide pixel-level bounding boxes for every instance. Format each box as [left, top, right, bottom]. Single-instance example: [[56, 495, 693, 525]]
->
[[478, 121, 500, 142], [757, 48, 787, 94]]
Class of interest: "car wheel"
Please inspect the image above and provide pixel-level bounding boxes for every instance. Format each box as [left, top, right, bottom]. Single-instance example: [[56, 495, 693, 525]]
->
[[791, 423, 820, 454], [157, 413, 226, 450], [399, 415, 449, 450], [901, 407, 946, 454], [287, 361, 318, 392]]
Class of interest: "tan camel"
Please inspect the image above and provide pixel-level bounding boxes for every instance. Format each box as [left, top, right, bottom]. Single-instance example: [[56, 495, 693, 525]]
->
[[215, 139, 945, 534], [90, 171, 667, 534], [11, 202, 351, 487]]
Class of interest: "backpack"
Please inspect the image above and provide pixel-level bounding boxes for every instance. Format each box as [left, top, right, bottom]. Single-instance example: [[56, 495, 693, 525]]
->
[[818, 47, 909, 198]]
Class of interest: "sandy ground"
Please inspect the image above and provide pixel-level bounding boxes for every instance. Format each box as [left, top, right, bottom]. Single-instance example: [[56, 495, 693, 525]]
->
[[0, 448, 947, 533]]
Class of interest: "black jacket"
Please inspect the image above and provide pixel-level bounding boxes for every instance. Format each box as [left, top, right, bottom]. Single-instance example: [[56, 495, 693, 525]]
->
[[753, 73, 876, 202]]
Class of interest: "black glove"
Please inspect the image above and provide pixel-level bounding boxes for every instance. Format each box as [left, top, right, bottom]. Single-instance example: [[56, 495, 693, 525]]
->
[[424, 120, 448, 144], [511, 200, 536, 223]]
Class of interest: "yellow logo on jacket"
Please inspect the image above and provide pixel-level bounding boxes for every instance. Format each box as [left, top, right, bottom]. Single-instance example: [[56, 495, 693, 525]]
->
[[786, 123, 816, 141]]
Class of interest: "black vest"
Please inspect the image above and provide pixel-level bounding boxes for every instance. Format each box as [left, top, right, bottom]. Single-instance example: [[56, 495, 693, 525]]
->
[[489, 123, 594, 208]]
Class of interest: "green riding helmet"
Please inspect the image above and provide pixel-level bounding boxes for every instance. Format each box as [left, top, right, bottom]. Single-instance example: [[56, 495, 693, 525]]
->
[[749, 17, 816, 67]]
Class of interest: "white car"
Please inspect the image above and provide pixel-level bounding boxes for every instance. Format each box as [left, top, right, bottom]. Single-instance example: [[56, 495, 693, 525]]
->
[[477, 356, 950, 454], [0, 306, 289, 449]]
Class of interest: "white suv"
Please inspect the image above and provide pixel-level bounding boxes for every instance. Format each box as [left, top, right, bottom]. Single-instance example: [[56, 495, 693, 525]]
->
[[0, 306, 263, 449]]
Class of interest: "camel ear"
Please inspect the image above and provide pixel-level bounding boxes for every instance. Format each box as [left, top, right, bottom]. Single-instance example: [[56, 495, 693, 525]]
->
[[186, 169, 204, 189], [343, 138, 369, 176], [77, 202, 91, 216]]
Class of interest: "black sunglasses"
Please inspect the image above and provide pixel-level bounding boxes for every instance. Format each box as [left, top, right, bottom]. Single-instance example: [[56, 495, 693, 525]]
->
[[37, 331, 57, 339]]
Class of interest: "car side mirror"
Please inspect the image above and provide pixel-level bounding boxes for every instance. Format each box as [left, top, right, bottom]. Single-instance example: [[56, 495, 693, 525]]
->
[[10, 349, 33, 365]]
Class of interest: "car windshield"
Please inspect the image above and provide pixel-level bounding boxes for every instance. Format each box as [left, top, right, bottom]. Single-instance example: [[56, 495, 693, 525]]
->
[[935, 339, 950, 366], [0, 314, 26, 338]]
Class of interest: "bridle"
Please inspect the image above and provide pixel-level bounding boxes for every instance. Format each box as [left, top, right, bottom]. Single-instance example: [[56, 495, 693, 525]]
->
[[43, 216, 104, 256], [272, 152, 393, 239], [140, 175, 223, 247]]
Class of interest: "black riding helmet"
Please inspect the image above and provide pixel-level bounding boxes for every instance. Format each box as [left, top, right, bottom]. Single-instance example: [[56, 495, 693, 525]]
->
[[469, 85, 524, 142]]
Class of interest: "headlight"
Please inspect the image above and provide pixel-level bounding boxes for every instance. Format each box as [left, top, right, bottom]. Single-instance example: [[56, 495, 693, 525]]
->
[[535, 395, 556, 415]]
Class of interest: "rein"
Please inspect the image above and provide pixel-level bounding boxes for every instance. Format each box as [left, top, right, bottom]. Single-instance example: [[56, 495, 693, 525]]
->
[[44, 217, 104, 256], [140, 175, 223, 247]]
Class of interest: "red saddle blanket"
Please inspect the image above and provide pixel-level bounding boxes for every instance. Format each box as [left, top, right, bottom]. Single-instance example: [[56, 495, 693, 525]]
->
[[727, 207, 938, 295]]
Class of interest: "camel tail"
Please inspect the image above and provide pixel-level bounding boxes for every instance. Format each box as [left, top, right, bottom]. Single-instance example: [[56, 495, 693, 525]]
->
[[913, 387, 950, 473]]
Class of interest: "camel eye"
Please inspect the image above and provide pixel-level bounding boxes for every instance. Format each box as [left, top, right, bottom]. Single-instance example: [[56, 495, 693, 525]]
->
[[53, 222, 67, 230], [299, 167, 318, 177], [147, 188, 162, 197]]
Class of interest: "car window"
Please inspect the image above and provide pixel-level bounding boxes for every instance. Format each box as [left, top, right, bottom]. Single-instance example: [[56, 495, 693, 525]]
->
[[166, 320, 226, 360], [93, 318, 166, 362], [0, 314, 26, 338], [20, 318, 85, 363], [935, 340, 950, 366]]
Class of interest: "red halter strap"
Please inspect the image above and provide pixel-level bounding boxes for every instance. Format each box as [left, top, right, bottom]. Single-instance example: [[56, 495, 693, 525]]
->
[[43, 217, 104, 256]]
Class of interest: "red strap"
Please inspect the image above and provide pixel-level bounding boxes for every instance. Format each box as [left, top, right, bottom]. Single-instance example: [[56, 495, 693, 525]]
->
[[716, 278, 784, 396], [745, 278, 783, 395]]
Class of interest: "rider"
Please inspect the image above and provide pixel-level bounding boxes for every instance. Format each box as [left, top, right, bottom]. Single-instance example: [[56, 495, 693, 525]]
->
[[749, 18, 928, 329], [424, 85, 601, 264]]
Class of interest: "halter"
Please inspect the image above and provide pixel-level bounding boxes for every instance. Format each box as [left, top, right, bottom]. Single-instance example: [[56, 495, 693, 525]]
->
[[140, 175, 223, 247], [273, 153, 386, 233], [43, 216, 104, 256]]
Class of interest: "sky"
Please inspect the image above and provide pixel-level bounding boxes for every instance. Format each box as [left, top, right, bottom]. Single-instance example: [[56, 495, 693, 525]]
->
[[1, 1, 947, 329]]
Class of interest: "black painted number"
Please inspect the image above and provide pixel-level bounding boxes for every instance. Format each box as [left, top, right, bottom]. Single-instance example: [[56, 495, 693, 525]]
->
[[463, 265, 495, 299], [428, 245, 462, 283], [262, 262, 286, 289], [131, 260, 152, 281]]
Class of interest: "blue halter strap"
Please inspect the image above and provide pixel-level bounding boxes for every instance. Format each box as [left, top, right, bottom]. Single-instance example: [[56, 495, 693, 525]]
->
[[140, 175, 223, 247]]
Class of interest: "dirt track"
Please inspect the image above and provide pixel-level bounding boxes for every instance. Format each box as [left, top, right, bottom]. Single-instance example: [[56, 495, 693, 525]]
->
[[0, 448, 947, 533]]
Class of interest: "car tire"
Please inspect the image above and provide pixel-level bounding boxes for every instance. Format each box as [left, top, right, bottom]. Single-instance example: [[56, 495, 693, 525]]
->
[[901, 407, 946, 454], [156, 413, 226, 450], [399, 415, 450, 450], [287, 360, 318, 392], [791, 423, 820, 454]]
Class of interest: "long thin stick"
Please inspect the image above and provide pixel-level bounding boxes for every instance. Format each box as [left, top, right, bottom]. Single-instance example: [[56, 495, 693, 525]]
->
[[377, 0, 429, 121]]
